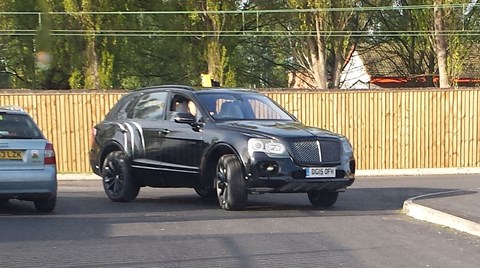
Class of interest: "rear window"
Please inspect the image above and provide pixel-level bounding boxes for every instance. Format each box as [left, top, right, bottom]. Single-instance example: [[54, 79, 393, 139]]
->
[[0, 113, 44, 139]]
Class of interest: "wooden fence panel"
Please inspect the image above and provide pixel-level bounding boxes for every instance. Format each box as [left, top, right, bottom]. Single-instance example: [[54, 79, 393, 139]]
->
[[0, 92, 124, 173], [266, 89, 480, 170], [1, 89, 479, 173]]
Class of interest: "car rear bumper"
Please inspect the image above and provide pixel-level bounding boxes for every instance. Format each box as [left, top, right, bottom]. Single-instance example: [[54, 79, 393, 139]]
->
[[0, 167, 57, 199], [89, 147, 102, 176]]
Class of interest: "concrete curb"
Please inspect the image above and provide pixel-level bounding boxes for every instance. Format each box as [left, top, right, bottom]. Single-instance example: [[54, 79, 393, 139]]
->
[[403, 190, 480, 237], [58, 173, 99, 180], [357, 168, 480, 177]]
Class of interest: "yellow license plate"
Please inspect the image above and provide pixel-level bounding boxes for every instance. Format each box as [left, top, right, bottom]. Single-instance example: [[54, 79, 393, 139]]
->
[[0, 150, 23, 160]]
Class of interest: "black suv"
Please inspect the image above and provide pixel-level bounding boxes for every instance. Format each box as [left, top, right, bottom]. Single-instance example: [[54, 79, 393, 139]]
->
[[90, 86, 355, 210]]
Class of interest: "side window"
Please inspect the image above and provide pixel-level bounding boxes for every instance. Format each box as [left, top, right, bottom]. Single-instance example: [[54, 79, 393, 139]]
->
[[169, 94, 198, 120], [105, 94, 135, 120], [132, 92, 168, 120]]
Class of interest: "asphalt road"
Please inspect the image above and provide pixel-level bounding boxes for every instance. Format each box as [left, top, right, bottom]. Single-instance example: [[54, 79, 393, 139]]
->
[[1, 175, 479, 268]]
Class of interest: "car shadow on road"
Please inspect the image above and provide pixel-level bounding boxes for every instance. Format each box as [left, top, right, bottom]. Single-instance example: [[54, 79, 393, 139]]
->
[[0, 186, 460, 217], [0, 186, 469, 244]]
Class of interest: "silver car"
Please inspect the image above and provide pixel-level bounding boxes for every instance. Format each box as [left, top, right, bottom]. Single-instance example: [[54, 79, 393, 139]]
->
[[0, 106, 57, 212]]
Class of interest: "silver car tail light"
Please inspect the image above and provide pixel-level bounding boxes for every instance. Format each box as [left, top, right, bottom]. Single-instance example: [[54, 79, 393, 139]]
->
[[44, 142, 56, 165]]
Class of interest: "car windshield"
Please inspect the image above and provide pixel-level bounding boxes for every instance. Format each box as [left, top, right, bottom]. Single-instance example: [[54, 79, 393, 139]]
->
[[196, 92, 295, 121], [0, 113, 44, 139]]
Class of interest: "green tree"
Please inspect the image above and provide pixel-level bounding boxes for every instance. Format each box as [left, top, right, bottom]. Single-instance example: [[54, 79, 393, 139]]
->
[[184, 0, 240, 86], [0, 0, 39, 88], [63, 0, 101, 89], [365, 0, 479, 88], [284, 0, 366, 89], [207, 0, 289, 88], [112, 1, 203, 88]]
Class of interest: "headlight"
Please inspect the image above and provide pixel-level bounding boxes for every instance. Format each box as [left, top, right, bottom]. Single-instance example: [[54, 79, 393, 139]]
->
[[248, 138, 288, 158], [341, 138, 353, 155]]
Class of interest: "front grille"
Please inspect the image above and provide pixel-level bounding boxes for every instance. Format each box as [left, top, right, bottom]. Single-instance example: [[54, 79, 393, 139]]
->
[[320, 140, 342, 162], [289, 139, 341, 165], [290, 140, 320, 164]]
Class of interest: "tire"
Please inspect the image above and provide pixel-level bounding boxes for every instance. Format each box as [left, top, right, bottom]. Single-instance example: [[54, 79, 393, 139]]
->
[[215, 154, 247, 210], [194, 187, 217, 198], [308, 191, 339, 207], [34, 196, 56, 212], [101, 150, 140, 202]]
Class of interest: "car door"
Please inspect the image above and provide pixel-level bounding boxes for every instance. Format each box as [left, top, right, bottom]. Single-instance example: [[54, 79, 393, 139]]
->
[[155, 93, 205, 183], [129, 91, 169, 166]]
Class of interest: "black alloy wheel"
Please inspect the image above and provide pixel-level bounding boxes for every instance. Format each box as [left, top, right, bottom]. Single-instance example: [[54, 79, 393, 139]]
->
[[307, 191, 339, 207], [215, 154, 247, 210], [101, 150, 140, 202]]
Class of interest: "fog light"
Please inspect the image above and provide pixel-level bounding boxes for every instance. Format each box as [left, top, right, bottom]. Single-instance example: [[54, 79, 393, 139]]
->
[[266, 165, 275, 172], [259, 162, 279, 175], [349, 160, 356, 174]]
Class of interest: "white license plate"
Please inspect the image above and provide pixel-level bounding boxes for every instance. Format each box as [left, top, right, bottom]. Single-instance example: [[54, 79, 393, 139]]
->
[[305, 167, 336, 178]]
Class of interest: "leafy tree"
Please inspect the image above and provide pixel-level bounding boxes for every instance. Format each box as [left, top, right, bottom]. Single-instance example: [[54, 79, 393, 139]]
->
[[183, 0, 240, 86], [112, 1, 204, 88], [364, 0, 479, 88], [0, 0, 39, 88], [63, 0, 106, 89], [1, 0, 478, 90], [225, 0, 292, 88], [284, 0, 367, 89]]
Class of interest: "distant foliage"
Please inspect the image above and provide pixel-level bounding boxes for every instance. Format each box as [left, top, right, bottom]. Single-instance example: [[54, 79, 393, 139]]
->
[[0, 0, 478, 90]]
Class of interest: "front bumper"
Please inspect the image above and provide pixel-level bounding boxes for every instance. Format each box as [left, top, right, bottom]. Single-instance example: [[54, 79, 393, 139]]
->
[[244, 153, 355, 194]]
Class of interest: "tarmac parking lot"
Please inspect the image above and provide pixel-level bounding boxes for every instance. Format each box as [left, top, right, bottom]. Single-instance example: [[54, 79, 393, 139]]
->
[[0, 174, 479, 268]]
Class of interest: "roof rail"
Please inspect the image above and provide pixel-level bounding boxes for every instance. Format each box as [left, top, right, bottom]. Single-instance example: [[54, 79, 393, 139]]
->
[[203, 87, 256, 92], [136, 85, 195, 91]]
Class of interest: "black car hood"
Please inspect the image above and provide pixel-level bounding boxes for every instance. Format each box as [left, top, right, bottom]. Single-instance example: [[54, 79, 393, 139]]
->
[[216, 120, 344, 139]]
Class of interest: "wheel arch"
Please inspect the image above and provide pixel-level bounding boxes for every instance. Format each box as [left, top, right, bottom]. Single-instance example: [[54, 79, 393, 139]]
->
[[201, 143, 245, 189], [99, 141, 126, 173]]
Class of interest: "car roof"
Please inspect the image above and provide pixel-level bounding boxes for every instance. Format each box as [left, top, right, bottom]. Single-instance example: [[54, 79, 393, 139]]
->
[[196, 88, 257, 94], [0, 106, 29, 115], [135, 85, 195, 93], [134, 85, 258, 95]]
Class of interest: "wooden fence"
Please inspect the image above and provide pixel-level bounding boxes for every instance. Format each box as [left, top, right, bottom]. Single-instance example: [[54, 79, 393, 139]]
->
[[1, 89, 479, 173]]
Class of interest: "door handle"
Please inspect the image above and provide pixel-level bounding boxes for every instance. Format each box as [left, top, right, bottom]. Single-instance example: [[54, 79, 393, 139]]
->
[[160, 129, 170, 135]]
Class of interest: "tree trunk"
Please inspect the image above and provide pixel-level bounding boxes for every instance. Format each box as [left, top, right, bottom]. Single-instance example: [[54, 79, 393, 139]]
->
[[206, 37, 223, 85], [331, 48, 344, 89], [313, 13, 328, 89], [85, 37, 99, 89], [197, 1, 226, 86], [433, 1, 450, 88]]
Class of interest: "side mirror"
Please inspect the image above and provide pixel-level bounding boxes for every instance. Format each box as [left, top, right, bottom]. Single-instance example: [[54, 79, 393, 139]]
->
[[173, 112, 196, 124]]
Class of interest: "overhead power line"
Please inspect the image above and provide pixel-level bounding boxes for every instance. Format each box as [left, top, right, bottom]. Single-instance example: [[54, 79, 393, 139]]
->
[[0, 5, 478, 37], [0, 3, 478, 14], [1, 29, 480, 37]]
